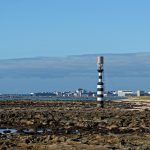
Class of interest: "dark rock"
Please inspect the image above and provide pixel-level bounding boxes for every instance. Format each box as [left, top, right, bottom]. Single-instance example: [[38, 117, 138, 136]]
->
[[110, 127, 120, 134], [25, 139, 30, 144]]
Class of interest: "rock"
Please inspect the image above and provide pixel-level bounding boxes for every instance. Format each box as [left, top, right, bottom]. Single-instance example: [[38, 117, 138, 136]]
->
[[81, 138, 89, 144], [1, 142, 7, 150], [110, 127, 120, 134], [0, 100, 150, 149]]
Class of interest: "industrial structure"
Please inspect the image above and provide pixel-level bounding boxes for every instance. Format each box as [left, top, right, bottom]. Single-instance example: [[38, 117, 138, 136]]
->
[[96, 56, 104, 108]]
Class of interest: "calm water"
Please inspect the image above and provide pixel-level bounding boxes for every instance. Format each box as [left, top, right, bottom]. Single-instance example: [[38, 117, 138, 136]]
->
[[0, 96, 125, 101], [0, 128, 17, 134]]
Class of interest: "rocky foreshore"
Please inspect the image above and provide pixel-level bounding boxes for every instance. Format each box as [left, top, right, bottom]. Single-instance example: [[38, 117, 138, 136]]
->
[[0, 100, 150, 150]]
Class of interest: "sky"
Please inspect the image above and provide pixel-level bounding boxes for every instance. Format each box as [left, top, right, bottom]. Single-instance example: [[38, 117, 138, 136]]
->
[[0, 0, 150, 59], [0, 1, 150, 93]]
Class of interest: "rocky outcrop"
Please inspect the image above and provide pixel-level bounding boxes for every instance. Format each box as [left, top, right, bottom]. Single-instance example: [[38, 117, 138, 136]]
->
[[0, 100, 150, 150]]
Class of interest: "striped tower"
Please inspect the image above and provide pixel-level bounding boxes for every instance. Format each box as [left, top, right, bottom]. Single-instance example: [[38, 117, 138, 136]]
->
[[96, 56, 104, 108]]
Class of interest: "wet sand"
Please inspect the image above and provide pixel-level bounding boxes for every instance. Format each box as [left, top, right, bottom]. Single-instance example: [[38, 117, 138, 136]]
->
[[0, 99, 150, 150]]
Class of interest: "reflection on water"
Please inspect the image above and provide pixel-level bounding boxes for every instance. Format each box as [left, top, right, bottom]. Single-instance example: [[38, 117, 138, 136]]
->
[[0, 128, 80, 135], [0, 128, 17, 134]]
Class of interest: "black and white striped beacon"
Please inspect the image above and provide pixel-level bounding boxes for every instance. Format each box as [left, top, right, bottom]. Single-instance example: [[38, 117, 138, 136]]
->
[[96, 56, 104, 108]]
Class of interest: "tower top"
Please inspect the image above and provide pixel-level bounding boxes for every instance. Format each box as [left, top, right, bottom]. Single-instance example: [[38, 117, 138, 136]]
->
[[96, 56, 104, 64]]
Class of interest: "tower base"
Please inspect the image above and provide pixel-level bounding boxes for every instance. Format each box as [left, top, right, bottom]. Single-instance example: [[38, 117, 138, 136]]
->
[[97, 101, 104, 108]]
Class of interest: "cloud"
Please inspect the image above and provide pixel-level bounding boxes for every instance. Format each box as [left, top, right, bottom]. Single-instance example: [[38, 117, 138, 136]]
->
[[0, 52, 150, 79]]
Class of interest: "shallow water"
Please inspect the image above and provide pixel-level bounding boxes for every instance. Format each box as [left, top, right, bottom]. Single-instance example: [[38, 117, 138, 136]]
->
[[0, 96, 125, 101], [0, 128, 80, 135], [0, 128, 17, 134]]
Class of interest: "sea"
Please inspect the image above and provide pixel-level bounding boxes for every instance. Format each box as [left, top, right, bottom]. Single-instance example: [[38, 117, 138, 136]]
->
[[0, 96, 125, 101]]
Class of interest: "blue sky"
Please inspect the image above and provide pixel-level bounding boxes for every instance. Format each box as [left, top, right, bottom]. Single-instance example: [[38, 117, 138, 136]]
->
[[0, 1, 150, 93], [0, 0, 150, 58]]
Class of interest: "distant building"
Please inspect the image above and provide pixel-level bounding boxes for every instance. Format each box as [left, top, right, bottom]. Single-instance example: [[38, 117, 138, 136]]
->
[[81, 92, 88, 97], [104, 91, 117, 97], [62, 91, 73, 97], [30, 93, 35, 96], [88, 91, 96, 97], [35, 92, 56, 97], [117, 90, 133, 97], [55, 92, 62, 97], [137, 90, 145, 96], [75, 88, 87, 97]]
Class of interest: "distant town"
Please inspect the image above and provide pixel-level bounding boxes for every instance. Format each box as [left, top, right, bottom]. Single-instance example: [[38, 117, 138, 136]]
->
[[0, 88, 150, 98]]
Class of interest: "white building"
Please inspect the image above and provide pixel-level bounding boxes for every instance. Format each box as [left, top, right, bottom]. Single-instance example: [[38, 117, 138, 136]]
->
[[117, 90, 133, 97], [75, 88, 87, 97], [137, 90, 145, 96]]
